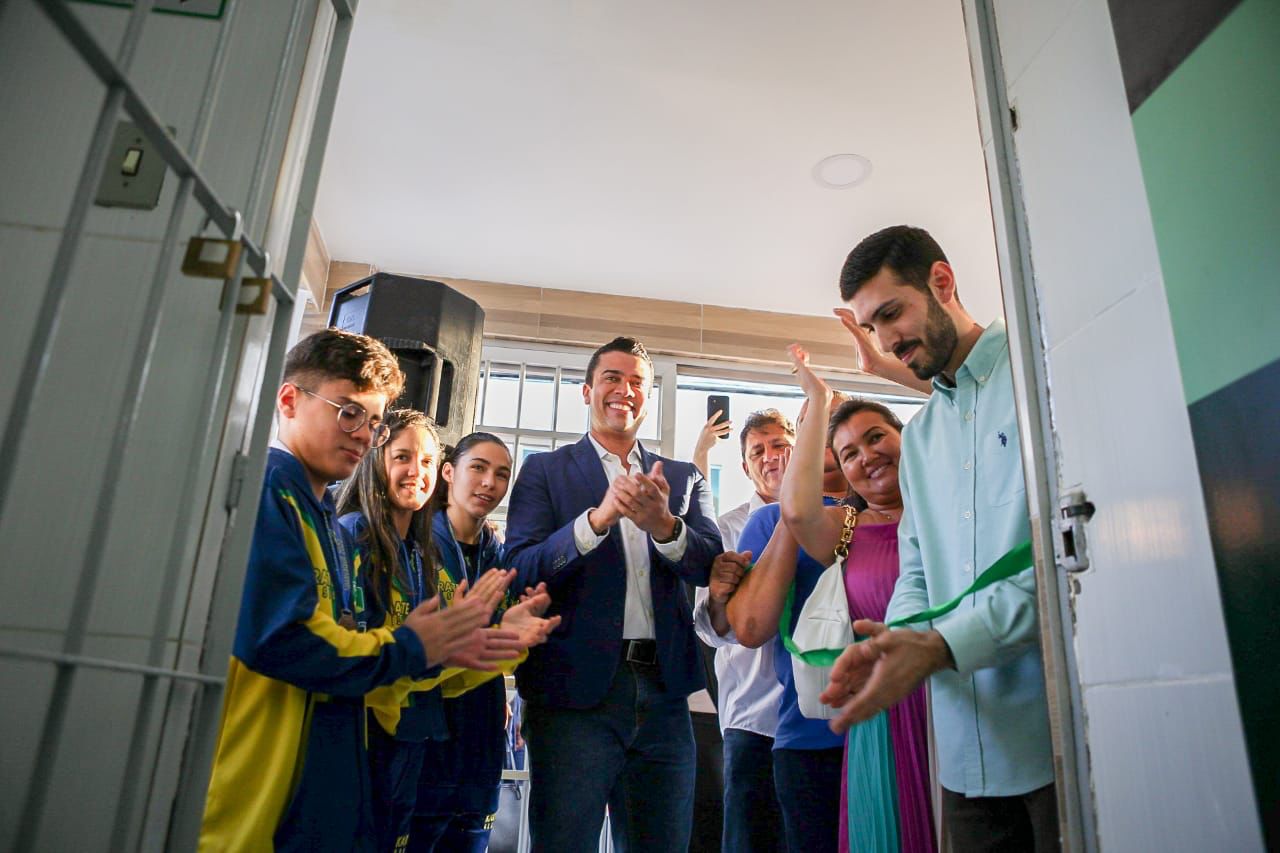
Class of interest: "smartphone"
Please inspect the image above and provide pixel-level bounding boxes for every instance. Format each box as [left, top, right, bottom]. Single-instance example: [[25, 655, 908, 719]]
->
[[707, 395, 730, 438]]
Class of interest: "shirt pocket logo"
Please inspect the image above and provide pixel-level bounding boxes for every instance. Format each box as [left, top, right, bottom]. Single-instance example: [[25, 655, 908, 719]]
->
[[981, 423, 1027, 507]]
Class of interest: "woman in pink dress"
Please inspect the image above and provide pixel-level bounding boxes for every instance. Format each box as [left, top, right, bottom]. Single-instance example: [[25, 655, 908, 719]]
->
[[780, 344, 936, 853]]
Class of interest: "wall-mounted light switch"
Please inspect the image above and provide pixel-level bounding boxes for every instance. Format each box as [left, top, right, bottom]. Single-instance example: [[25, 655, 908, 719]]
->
[[120, 147, 143, 177], [95, 121, 169, 210]]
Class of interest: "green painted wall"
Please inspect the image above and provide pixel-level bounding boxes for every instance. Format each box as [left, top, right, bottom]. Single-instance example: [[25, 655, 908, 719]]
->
[[1132, 0, 1280, 405], [1133, 1, 1280, 840]]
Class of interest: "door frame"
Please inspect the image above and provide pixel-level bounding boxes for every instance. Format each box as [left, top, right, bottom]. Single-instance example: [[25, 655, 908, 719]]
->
[[962, 2, 1096, 848], [962, 0, 1263, 849]]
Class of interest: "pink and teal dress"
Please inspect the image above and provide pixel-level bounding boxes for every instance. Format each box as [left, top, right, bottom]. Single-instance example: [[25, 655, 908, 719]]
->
[[838, 520, 937, 853]]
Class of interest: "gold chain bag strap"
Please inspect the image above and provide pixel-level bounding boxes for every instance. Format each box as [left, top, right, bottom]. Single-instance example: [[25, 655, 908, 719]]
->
[[834, 504, 858, 562]]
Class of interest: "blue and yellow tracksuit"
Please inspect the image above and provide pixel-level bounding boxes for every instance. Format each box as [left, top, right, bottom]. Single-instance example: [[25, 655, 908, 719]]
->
[[408, 514, 516, 851], [340, 512, 445, 853], [199, 448, 436, 853], [340, 511, 521, 853]]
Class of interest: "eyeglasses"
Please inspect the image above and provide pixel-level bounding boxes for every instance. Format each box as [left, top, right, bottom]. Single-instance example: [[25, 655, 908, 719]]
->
[[297, 386, 391, 448]]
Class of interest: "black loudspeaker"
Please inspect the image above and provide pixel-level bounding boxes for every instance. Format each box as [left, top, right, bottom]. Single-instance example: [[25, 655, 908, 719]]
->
[[328, 274, 485, 447]]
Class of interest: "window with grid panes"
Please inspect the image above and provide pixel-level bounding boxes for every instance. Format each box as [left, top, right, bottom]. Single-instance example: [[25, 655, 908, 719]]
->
[[472, 348, 665, 532]]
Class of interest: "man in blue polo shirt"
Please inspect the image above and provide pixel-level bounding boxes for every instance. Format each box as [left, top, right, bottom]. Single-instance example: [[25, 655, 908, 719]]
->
[[822, 225, 1057, 851], [723, 396, 851, 853]]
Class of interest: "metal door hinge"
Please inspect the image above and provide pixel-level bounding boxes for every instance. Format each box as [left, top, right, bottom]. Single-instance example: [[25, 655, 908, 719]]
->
[[183, 237, 242, 279], [1059, 489, 1096, 573], [237, 277, 273, 315], [225, 451, 251, 511]]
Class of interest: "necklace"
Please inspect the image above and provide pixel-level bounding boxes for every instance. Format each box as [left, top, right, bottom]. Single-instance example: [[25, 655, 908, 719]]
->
[[867, 506, 901, 523]]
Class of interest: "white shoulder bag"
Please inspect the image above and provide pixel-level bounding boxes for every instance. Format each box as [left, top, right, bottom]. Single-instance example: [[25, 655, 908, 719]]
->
[[784, 505, 857, 720]]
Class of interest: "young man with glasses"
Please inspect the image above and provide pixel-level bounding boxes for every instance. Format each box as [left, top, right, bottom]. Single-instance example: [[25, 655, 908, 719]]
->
[[200, 329, 522, 852]]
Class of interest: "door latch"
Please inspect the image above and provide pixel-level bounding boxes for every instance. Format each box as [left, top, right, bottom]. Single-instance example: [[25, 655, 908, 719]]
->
[[1058, 489, 1096, 573]]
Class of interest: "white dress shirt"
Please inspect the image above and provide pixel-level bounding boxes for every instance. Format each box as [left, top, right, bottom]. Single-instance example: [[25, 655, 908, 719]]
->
[[693, 492, 783, 737], [572, 436, 688, 640]]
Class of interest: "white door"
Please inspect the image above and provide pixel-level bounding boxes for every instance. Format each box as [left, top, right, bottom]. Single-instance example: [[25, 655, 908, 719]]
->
[[963, 0, 1263, 850]]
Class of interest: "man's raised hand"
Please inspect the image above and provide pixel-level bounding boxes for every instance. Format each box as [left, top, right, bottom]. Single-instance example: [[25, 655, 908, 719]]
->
[[833, 308, 933, 395]]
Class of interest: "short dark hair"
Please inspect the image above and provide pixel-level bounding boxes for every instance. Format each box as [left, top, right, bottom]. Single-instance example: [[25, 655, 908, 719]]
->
[[585, 336, 653, 386], [738, 409, 796, 458], [284, 329, 405, 399], [839, 225, 948, 301], [826, 397, 904, 449]]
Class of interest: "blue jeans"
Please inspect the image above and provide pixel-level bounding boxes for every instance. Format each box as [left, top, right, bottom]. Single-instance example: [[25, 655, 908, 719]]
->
[[772, 746, 842, 853], [523, 660, 696, 853], [722, 728, 785, 853]]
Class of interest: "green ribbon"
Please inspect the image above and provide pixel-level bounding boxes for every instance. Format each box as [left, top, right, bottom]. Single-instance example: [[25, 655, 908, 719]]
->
[[779, 539, 1034, 667]]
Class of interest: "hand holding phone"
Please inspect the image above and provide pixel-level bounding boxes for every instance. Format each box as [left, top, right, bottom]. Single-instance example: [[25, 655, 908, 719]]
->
[[707, 395, 731, 439]]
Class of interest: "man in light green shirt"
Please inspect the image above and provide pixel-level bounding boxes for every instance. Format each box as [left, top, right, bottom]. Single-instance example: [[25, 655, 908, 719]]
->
[[821, 226, 1058, 851]]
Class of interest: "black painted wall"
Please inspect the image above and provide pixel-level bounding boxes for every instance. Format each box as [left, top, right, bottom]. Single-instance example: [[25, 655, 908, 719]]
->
[[1107, 0, 1241, 111], [1188, 359, 1280, 845]]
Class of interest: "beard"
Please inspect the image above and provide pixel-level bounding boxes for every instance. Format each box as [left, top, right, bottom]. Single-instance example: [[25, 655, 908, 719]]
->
[[897, 291, 958, 380]]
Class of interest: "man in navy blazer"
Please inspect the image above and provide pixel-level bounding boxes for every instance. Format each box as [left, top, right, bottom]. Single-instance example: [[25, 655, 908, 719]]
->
[[505, 336, 722, 853]]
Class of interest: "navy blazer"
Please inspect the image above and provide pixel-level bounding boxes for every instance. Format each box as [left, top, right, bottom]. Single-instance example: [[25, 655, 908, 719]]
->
[[504, 435, 722, 708]]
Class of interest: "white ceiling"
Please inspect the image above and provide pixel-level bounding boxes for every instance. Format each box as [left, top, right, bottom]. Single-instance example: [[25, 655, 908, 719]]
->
[[315, 0, 1004, 323]]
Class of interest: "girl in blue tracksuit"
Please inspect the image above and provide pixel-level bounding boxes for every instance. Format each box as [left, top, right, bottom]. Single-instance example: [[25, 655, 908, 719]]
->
[[336, 408, 448, 853], [410, 432, 519, 852], [339, 418, 535, 853], [338, 408, 512, 852]]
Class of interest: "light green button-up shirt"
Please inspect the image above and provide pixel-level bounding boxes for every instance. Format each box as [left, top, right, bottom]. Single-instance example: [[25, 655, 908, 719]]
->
[[887, 318, 1054, 797]]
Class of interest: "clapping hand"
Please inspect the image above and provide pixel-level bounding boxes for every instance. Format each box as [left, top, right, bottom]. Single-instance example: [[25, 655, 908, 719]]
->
[[402, 582, 507, 670], [500, 582, 561, 647], [613, 460, 677, 538], [589, 479, 627, 534], [454, 568, 515, 613], [404, 570, 522, 671]]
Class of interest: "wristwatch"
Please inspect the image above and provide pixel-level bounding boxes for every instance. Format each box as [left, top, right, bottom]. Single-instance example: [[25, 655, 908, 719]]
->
[[653, 517, 683, 544]]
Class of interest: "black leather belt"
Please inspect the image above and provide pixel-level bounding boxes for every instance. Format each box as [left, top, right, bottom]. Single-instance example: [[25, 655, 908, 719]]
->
[[622, 639, 658, 665]]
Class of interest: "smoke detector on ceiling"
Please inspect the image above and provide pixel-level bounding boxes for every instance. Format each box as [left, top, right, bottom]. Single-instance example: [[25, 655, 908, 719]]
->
[[813, 153, 872, 189]]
